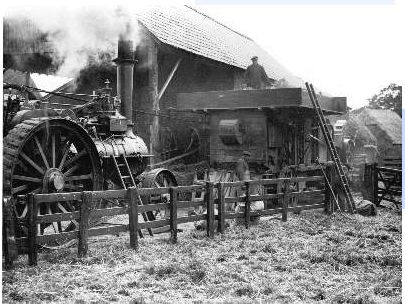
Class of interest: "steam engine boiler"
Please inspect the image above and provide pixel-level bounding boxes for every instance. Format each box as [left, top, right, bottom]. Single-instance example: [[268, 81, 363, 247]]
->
[[3, 37, 177, 246]]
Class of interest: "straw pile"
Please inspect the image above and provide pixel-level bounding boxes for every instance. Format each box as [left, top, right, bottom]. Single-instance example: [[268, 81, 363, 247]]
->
[[3, 206, 401, 304]]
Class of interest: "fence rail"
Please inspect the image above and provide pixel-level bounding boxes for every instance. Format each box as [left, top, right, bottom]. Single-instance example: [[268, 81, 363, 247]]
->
[[383, 156, 402, 170], [4, 174, 331, 267]]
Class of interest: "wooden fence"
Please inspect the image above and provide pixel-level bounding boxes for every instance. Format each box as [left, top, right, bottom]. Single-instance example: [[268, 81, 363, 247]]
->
[[364, 163, 402, 208], [383, 156, 402, 170], [4, 173, 332, 267]]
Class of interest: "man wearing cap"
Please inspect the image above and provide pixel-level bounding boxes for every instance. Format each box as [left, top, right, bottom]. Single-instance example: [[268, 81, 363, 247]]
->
[[234, 151, 263, 224], [235, 151, 251, 181], [244, 56, 271, 89]]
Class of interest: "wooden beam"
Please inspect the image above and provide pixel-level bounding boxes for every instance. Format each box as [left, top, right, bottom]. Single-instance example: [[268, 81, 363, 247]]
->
[[78, 192, 92, 258], [217, 182, 226, 234], [206, 182, 215, 238], [25, 71, 30, 102], [148, 147, 199, 168], [128, 188, 139, 250], [177, 88, 302, 110], [27, 193, 38, 266], [169, 187, 178, 244], [244, 181, 251, 229], [158, 58, 182, 101]]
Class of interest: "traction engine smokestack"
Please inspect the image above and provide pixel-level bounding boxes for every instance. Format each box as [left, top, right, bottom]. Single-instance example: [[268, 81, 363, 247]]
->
[[114, 35, 136, 124]]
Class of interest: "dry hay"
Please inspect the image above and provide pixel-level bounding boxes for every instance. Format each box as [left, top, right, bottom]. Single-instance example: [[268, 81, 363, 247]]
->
[[2, 208, 401, 304]]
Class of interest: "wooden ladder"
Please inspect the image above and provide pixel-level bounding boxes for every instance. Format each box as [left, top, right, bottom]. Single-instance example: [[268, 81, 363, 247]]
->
[[111, 154, 154, 236], [305, 82, 356, 213]]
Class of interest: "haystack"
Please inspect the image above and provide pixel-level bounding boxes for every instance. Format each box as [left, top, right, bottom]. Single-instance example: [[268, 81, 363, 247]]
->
[[354, 109, 402, 160], [343, 115, 377, 147]]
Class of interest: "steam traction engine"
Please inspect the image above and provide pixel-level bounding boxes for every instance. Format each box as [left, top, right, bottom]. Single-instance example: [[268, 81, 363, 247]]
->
[[3, 39, 177, 248]]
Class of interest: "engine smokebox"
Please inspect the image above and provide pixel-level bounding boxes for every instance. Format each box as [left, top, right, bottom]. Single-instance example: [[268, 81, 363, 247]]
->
[[114, 36, 136, 124]]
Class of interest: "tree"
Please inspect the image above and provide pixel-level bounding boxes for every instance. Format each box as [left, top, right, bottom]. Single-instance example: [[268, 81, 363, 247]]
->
[[368, 83, 402, 117]]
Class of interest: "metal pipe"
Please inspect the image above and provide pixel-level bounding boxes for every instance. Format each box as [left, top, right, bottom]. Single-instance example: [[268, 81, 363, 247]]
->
[[148, 147, 200, 168], [3, 82, 89, 103], [114, 36, 136, 124]]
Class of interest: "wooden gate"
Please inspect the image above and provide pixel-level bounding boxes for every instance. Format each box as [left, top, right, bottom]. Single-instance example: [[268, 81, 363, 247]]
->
[[364, 163, 402, 208]]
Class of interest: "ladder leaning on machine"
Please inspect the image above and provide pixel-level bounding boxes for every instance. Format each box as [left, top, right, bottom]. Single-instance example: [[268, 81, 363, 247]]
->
[[305, 82, 356, 213]]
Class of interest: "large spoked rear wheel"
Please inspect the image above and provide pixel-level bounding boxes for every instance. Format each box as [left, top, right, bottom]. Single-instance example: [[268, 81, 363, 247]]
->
[[3, 118, 103, 249]]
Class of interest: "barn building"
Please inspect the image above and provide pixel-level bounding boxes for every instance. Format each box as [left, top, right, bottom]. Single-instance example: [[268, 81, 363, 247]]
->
[[133, 6, 303, 163], [133, 6, 345, 169], [132, 6, 344, 166]]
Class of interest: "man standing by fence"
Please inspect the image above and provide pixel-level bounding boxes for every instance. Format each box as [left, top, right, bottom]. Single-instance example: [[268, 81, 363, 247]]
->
[[235, 151, 251, 181], [234, 151, 263, 224]]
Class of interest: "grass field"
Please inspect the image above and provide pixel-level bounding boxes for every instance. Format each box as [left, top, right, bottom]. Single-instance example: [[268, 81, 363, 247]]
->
[[2, 207, 402, 303]]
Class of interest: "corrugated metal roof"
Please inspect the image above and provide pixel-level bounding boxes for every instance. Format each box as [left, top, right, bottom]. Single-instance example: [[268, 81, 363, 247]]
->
[[137, 5, 304, 88], [30, 73, 73, 98]]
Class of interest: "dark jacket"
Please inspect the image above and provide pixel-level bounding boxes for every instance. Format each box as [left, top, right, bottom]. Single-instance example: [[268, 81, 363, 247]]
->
[[235, 158, 250, 181], [244, 63, 270, 89]]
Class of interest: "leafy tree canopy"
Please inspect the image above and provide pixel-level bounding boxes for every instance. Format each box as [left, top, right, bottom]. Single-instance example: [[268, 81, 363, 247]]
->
[[368, 83, 402, 117]]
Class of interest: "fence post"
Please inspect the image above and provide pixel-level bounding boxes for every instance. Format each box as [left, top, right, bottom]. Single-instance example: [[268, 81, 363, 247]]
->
[[3, 205, 12, 269], [128, 187, 139, 250], [78, 192, 92, 258], [206, 182, 215, 238], [364, 163, 377, 203], [282, 179, 290, 222], [3, 198, 18, 269], [169, 187, 178, 244], [363, 163, 371, 201], [372, 163, 378, 205], [217, 182, 226, 234], [244, 181, 251, 229], [324, 165, 332, 214], [330, 166, 338, 212], [27, 193, 38, 266]]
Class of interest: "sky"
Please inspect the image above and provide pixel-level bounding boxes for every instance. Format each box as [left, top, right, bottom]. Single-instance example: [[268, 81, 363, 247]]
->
[[197, 2, 404, 109], [2, 0, 404, 109]]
